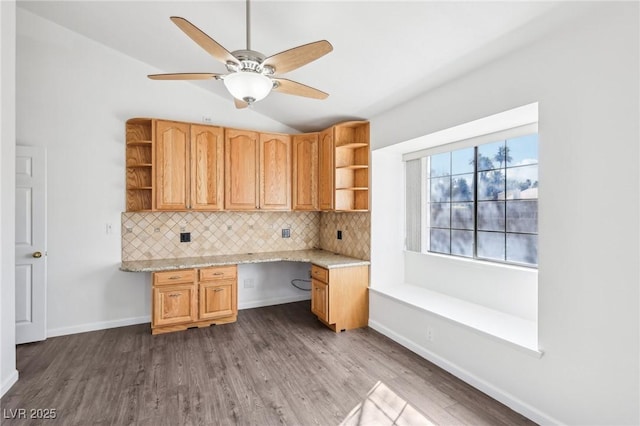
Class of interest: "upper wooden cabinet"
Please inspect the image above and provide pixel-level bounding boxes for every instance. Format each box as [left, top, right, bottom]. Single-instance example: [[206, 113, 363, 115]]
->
[[318, 127, 334, 211], [125, 117, 368, 212], [225, 129, 291, 210], [260, 133, 291, 210], [292, 133, 318, 211], [155, 120, 224, 211], [156, 120, 190, 210], [190, 124, 224, 210], [225, 129, 259, 210]]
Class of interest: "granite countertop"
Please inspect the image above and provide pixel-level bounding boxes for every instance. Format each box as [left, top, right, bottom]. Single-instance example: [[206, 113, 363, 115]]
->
[[120, 249, 370, 272]]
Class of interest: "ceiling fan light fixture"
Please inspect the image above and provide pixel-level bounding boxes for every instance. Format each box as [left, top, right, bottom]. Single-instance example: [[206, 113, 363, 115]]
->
[[223, 71, 273, 104]]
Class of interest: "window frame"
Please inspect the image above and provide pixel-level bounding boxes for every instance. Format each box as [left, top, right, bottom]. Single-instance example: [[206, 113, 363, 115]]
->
[[404, 123, 538, 269]]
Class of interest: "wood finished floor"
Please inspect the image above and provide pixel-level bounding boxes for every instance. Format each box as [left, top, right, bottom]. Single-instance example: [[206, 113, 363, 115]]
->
[[1, 301, 536, 426]]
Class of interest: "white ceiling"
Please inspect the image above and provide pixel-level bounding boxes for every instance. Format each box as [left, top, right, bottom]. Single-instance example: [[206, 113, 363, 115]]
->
[[17, 1, 591, 132]]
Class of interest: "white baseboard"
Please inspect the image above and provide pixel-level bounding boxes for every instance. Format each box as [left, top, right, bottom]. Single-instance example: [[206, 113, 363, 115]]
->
[[239, 295, 310, 310], [1, 369, 19, 398], [47, 315, 150, 338], [368, 319, 561, 426], [45, 296, 311, 338]]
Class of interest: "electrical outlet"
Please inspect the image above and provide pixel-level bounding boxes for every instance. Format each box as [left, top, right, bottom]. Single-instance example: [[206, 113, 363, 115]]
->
[[105, 223, 113, 235], [426, 327, 434, 342], [282, 228, 291, 238], [180, 232, 191, 243], [337, 230, 343, 240]]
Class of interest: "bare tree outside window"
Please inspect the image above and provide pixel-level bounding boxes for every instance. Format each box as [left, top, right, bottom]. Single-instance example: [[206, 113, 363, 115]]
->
[[425, 134, 538, 267]]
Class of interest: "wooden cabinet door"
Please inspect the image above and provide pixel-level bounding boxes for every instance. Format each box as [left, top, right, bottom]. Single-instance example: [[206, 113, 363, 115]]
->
[[191, 125, 224, 210], [199, 280, 237, 320], [153, 284, 197, 327], [225, 129, 259, 210], [318, 127, 334, 210], [292, 133, 318, 211], [156, 120, 190, 210], [311, 279, 329, 322], [260, 133, 291, 210]]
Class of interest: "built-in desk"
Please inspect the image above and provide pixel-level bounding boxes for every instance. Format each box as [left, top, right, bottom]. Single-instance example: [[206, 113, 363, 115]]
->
[[121, 249, 370, 334], [120, 249, 370, 272]]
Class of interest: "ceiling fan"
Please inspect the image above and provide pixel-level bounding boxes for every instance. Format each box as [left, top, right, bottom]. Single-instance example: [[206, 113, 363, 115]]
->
[[148, 0, 333, 109]]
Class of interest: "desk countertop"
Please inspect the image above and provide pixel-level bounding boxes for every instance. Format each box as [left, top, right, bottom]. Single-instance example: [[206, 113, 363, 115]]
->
[[120, 249, 370, 272]]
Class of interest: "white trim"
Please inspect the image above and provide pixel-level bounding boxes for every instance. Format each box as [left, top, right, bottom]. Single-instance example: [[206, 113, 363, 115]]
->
[[46, 316, 150, 338], [44, 295, 312, 337], [368, 319, 561, 426], [402, 122, 538, 161], [370, 286, 541, 356], [0, 369, 18, 397], [239, 294, 310, 310]]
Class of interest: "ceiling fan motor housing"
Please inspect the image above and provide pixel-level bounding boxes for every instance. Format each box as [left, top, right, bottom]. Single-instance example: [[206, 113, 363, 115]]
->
[[227, 50, 274, 75]]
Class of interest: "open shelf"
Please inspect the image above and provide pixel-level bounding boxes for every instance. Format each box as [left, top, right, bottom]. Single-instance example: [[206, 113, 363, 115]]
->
[[336, 165, 368, 170], [331, 121, 370, 212], [126, 119, 154, 211], [336, 142, 368, 149]]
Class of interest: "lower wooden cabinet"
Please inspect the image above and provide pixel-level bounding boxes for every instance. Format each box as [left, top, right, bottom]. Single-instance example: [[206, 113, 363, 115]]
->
[[310, 264, 369, 332], [151, 266, 237, 335], [198, 266, 237, 321], [311, 279, 329, 322], [153, 284, 197, 328]]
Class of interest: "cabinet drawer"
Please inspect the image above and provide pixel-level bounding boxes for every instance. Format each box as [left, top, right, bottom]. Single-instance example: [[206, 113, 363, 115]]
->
[[153, 269, 196, 285], [200, 265, 237, 281], [311, 265, 329, 283]]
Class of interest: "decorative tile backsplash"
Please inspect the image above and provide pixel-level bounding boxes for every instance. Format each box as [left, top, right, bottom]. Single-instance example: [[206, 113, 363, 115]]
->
[[320, 212, 371, 260], [121, 211, 320, 261], [121, 210, 370, 261]]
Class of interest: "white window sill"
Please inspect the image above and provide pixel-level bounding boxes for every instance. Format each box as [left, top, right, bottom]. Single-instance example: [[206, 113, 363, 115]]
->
[[370, 284, 543, 358]]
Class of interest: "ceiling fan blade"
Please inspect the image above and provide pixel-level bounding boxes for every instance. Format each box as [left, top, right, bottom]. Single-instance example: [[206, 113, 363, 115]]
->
[[262, 40, 333, 74], [234, 98, 249, 109], [170, 17, 237, 65], [148, 73, 221, 80], [272, 78, 329, 100]]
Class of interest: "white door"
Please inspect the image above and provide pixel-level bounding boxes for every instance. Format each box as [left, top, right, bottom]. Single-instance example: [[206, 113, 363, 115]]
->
[[15, 146, 47, 344]]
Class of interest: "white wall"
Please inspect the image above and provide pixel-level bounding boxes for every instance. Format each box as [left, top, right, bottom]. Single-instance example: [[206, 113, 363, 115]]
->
[[0, 0, 19, 397], [369, 3, 639, 425], [238, 262, 311, 310], [15, 9, 299, 337]]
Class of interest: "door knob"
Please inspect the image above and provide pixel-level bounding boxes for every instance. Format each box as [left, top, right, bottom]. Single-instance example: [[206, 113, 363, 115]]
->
[[32, 251, 42, 258]]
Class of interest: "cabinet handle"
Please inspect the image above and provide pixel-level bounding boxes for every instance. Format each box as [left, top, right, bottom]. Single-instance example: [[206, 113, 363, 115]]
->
[[168, 276, 182, 280], [168, 293, 181, 298], [214, 288, 224, 292], [213, 272, 224, 276]]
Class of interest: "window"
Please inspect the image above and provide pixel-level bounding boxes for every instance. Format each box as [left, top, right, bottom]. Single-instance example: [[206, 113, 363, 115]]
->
[[406, 131, 538, 267]]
